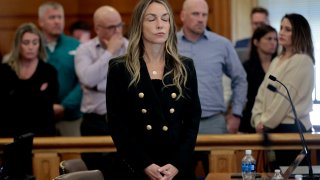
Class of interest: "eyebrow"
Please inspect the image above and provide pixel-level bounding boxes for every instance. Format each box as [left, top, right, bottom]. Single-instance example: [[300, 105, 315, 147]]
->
[[145, 12, 169, 17]]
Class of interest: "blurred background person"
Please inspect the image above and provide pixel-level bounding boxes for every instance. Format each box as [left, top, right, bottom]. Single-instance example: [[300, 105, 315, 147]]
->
[[177, 0, 247, 177], [75, 5, 128, 178], [69, 20, 92, 43], [235, 6, 269, 49], [0, 23, 58, 137], [251, 13, 314, 168], [38, 1, 82, 136], [239, 25, 278, 133]]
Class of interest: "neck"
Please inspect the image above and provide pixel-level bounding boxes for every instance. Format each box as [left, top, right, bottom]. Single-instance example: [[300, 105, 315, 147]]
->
[[18, 58, 39, 79], [45, 32, 59, 43], [282, 46, 294, 58], [258, 50, 273, 63], [143, 43, 165, 63], [19, 58, 38, 67]]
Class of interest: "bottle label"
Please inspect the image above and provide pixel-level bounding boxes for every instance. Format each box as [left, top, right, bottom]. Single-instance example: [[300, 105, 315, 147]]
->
[[242, 162, 256, 172]]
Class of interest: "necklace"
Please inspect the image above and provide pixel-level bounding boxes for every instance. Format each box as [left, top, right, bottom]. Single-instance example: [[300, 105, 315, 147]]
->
[[143, 54, 165, 78], [152, 70, 158, 75]]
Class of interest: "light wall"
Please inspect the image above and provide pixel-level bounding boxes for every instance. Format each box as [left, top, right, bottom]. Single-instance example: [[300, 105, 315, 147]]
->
[[231, 0, 258, 43]]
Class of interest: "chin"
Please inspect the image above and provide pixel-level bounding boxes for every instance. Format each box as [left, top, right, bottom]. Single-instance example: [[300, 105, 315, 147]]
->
[[52, 31, 63, 36]]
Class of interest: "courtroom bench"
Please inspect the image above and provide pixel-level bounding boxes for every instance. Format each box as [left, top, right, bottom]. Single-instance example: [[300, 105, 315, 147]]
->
[[0, 133, 319, 180]]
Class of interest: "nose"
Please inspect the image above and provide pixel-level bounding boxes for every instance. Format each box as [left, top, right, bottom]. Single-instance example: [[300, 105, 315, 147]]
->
[[197, 14, 206, 23], [29, 43, 36, 48], [53, 16, 62, 24], [156, 19, 163, 29]]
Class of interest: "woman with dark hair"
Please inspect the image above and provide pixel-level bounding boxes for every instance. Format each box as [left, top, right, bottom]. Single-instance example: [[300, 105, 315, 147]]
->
[[239, 25, 278, 133], [106, 0, 201, 179], [0, 23, 58, 137], [251, 13, 314, 167]]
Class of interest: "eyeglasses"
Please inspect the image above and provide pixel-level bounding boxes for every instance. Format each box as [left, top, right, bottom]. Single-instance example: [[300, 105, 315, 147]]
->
[[98, 22, 124, 32]]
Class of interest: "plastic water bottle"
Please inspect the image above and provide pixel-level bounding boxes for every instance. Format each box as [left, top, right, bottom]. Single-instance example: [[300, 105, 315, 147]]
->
[[294, 174, 303, 180], [271, 169, 284, 180], [241, 149, 256, 180]]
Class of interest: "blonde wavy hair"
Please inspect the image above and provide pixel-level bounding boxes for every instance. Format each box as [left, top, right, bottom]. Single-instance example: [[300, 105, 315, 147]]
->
[[126, 0, 187, 98]]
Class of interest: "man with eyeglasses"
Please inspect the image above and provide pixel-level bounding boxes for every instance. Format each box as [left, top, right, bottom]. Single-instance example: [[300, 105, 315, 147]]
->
[[74, 5, 128, 178]]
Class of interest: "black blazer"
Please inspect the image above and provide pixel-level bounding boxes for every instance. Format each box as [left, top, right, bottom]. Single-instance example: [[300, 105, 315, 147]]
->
[[106, 55, 201, 179]]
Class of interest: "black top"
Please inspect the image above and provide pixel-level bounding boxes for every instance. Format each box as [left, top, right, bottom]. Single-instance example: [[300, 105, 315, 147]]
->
[[106, 56, 201, 179], [239, 59, 266, 133], [0, 61, 58, 137]]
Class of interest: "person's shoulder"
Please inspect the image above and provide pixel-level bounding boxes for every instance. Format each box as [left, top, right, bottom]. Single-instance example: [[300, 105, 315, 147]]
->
[[38, 60, 57, 74], [0, 63, 11, 73], [180, 55, 192, 63], [0, 63, 15, 83], [292, 53, 314, 67], [293, 53, 312, 60], [77, 37, 96, 49], [180, 56, 195, 69], [109, 55, 126, 68], [60, 34, 80, 46], [206, 31, 234, 48], [242, 59, 251, 67], [242, 59, 258, 72], [206, 31, 229, 42], [235, 38, 250, 48]]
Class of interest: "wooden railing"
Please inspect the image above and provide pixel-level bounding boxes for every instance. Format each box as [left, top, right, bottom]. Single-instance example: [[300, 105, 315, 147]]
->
[[0, 133, 319, 180]]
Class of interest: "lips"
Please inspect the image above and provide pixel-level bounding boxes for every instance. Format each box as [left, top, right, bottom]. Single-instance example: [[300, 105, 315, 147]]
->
[[155, 32, 165, 35]]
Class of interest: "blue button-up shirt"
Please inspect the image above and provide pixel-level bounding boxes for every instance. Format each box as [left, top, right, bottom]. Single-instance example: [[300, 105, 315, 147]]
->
[[177, 30, 247, 118]]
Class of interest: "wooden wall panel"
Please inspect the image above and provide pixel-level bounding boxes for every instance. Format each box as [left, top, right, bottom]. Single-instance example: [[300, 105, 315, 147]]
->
[[208, 0, 231, 39], [0, 0, 231, 56], [0, 0, 79, 55]]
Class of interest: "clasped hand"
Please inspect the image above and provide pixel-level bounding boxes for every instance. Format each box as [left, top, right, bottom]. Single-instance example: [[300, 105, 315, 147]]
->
[[144, 163, 178, 180]]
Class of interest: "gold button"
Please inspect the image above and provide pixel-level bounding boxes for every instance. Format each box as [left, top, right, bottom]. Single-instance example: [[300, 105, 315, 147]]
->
[[138, 92, 144, 98], [141, 109, 147, 114], [169, 108, 175, 114], [146, 125, 152, 130], [162, 126, 168, 131], [171, 93, 177, 99]]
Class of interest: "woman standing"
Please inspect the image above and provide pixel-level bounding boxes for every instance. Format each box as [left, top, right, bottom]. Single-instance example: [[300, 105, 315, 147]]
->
[[106, 0, 201, 179], [0, 23, 58, 137], [240, 25, 278, 133], [251, 14, 314, 167]]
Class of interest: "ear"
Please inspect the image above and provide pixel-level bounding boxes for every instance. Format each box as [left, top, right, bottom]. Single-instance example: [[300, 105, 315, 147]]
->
[[180, 10, 185, 22], [38, 18, 43, 29], [253, 39, 258, 46], [94, 25, 99, 35]]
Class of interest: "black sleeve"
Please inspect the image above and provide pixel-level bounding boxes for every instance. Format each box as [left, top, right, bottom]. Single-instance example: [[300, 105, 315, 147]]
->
[[173, 57, 201, 173]]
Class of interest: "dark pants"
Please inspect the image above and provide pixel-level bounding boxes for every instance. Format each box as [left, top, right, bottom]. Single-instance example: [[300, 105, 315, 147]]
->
[[194, 114, 225, 179], [80, 113, 114, 180], [265, 123, 311, 171]]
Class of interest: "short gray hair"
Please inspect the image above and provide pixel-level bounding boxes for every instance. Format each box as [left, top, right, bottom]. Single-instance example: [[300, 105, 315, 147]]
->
[[38, 1, 64, 18]]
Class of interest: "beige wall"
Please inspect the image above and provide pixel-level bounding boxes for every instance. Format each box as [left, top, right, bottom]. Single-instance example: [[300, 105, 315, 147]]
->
[[231, 0, 258, 43]]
